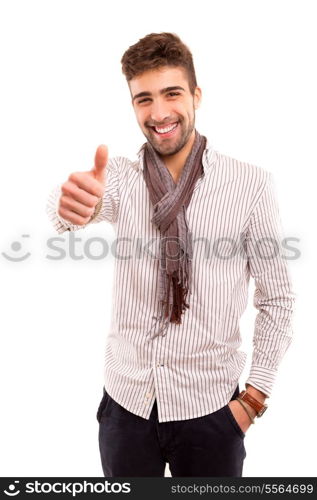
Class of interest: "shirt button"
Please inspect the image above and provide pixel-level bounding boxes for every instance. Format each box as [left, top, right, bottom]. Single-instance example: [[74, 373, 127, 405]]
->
[[156, 363, 164, 367], [146, 392, 152, 398]]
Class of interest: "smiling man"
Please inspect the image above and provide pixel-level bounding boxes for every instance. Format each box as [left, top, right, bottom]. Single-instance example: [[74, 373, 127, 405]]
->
[[46, 32, 295, 477]]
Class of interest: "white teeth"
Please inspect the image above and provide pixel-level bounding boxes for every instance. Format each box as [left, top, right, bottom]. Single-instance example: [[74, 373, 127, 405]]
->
[[154, 122, 178, 134]]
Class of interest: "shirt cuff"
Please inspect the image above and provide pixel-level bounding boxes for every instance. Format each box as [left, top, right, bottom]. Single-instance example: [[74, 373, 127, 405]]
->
[[88, 197, 103, 223], [245, 365, 277, 398]]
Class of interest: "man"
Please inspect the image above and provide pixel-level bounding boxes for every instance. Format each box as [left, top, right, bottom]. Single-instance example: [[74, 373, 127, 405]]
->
[[46, 32, 295, 477]]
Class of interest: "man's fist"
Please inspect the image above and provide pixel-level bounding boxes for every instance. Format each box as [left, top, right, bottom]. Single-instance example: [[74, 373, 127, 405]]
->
[[58, 145, 108, 226]]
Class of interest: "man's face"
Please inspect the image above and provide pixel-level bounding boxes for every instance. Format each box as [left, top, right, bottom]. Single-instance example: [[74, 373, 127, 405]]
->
[[129, 66, 201, 156]]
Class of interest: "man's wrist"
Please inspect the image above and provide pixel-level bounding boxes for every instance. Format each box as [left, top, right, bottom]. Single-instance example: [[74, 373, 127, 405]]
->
[[234, 384, 268, 418], [245, 383, 267, 404]]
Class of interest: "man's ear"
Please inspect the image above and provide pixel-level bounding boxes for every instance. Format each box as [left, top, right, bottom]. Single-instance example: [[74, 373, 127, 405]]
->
[[193, 86, 202, 109]]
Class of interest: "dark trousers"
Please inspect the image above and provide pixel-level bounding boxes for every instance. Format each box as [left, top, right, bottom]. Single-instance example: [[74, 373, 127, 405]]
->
[[97, 384, 246, 477]]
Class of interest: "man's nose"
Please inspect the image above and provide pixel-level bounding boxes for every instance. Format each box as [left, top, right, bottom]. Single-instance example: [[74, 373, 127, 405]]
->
[[150, 100, 171, 125]]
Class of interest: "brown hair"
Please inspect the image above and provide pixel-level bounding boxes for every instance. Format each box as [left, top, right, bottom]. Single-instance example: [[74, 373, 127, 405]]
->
[[121, 32, 197, 95]]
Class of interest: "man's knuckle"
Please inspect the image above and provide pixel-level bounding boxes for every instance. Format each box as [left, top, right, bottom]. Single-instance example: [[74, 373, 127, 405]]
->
[[68, 172, 80, 183], [84, 197, 96, 208], [61, 182, 73, 195]]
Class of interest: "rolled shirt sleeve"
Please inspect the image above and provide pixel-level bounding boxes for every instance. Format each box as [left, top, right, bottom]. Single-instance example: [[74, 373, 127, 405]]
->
[[46, 157, 120, 234], [244, 172, 296, 398]]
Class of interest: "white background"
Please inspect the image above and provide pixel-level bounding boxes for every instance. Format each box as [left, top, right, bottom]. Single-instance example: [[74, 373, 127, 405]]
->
[[0, 0, 315, 477]]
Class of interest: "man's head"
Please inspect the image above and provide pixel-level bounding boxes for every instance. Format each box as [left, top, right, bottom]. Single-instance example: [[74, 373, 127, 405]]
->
[[121, 32, 201, 156]]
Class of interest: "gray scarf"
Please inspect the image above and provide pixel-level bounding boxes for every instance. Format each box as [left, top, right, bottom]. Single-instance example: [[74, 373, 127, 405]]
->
[[142, 129, 207, 339]]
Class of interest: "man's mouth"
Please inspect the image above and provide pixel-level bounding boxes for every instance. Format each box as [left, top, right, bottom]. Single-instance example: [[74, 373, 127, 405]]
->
[[150, 122, 179, 138]]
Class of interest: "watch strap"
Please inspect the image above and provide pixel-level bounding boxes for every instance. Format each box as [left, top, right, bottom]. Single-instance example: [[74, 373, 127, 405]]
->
[[238, 390, 268, 417]]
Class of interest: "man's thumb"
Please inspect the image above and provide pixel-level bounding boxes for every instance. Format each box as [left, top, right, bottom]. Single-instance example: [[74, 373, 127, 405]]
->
[[92, 144, 108, 183]]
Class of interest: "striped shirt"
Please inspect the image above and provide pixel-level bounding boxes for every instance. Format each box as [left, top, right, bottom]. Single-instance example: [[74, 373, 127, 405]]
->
[[46, 137, 295, 423]]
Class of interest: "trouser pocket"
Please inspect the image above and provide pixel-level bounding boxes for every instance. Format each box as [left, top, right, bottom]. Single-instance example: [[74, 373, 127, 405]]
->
[[223, 383, 245, 439], [223, 404, 245, 439], [96, 388, 109, 423]]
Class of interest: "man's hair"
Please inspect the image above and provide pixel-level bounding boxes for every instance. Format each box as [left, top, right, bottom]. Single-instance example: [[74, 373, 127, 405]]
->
[[121, 32, 197, 95]]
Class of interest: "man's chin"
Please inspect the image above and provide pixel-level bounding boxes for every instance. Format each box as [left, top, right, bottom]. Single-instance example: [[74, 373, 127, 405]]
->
[[144, 123, 195, 157], [146, 135, 186, 157]]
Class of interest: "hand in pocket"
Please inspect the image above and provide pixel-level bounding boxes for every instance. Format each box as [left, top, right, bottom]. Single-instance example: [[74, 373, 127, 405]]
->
[[227, 400, 253, 434]]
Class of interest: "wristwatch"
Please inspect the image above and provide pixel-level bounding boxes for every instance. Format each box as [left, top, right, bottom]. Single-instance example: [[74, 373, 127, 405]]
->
[[237, 390, 268, 417]]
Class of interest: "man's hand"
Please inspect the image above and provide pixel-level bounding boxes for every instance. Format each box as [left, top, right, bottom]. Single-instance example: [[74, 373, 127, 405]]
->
[[58, 145, 108, 226], [228, 400, 255, 434]]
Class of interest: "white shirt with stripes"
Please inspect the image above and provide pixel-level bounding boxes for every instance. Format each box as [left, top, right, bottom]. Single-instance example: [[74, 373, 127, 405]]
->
[[46, 137, 295, 422]]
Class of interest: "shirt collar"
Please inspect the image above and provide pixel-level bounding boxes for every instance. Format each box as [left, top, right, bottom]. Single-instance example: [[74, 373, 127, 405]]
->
[[136, 136, 214, 173]]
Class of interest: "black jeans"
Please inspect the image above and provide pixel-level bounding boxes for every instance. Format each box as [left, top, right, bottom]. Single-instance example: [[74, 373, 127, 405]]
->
[[97, 384, 246, 477]]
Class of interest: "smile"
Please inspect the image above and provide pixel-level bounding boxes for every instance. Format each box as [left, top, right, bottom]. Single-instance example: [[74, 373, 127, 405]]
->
[[151, 122, 179, 137]]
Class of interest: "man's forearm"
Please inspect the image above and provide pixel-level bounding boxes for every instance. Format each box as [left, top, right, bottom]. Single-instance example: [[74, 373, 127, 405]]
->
[[244, 173, 295, 399]]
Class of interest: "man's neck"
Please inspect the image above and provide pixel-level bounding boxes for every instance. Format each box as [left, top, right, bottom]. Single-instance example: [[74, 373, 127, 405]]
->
[[159, 129, 196, 184]]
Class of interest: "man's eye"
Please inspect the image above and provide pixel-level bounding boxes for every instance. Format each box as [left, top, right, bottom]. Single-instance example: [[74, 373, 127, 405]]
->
[[137, 92, 180, 104]]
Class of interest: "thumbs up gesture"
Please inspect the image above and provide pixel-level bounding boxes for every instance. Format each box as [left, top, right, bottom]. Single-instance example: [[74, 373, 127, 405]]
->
[[58, 145, 108, 226]]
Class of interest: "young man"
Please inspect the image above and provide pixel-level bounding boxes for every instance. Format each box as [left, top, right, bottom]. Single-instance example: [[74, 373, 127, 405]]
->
[[46, 32, 295, 477]]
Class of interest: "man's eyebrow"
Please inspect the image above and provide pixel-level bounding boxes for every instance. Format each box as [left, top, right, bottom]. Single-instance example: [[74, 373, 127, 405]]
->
[[132, 86, 185, 102]]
